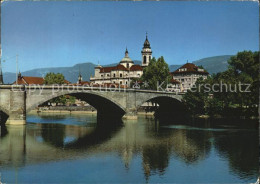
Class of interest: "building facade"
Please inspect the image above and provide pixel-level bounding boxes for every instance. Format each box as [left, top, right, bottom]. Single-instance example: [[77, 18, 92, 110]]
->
[[171, 63, 209, 92], [90, 35, 152, 86]]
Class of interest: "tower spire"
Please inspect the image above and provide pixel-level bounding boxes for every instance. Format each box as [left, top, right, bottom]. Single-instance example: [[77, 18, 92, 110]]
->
[[141, 32, 152, 67], [125, 47, 129, 57], [78, 66, 82, 83]]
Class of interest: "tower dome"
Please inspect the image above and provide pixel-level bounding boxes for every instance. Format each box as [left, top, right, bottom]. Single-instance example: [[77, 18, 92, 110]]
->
[[120, 48, 134, 63]]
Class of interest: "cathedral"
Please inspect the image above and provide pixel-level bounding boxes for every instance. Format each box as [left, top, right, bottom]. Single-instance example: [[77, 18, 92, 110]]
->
[[90, 34, 152, 86]]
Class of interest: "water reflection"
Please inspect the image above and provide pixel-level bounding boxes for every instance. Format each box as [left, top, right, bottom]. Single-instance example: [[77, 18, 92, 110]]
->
[[213, 130, 258, 179], [0, 114, 258, 183], [170, 128, 211, 164]]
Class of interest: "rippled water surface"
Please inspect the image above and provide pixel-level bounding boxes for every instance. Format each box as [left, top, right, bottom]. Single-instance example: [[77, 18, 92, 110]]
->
[[0, 113, 258, 183]]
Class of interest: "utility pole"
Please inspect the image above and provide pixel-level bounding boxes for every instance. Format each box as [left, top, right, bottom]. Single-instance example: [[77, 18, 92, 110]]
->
[[0, 51, 3, 85], [16, 54, 18, 85], [0, 0, 3, 85]]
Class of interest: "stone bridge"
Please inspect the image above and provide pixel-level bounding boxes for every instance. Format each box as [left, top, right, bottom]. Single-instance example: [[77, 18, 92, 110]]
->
[[0, 85, 185, 125]]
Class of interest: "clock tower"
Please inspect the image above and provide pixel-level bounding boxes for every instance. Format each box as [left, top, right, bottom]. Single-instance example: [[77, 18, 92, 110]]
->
[[141, 33, 152, 67]]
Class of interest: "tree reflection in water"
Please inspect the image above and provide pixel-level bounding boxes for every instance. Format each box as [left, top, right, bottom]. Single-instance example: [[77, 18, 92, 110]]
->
[[0, 114, 257, 182], [213, 130, 258, 179]]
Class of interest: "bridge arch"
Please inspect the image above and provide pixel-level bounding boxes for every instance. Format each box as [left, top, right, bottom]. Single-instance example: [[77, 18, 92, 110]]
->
[[135, 94, 187, 122], [0, 108, 9, 124], [26, 91, 126, 121], [135, 94, 182, 110], [0, 106, 9, 116]]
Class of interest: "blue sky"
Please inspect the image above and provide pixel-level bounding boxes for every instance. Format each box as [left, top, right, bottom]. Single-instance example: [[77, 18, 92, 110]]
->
[[1, 1, 259, 72]]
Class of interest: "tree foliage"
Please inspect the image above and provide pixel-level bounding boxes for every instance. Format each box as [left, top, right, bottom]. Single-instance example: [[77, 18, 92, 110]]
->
[[183, 51, 259, 118], [141, 56, 172, 90], [44, 72, 65, 85], [43, 72, 74, 105]]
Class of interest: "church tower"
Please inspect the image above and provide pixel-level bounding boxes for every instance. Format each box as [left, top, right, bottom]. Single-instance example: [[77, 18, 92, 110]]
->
[[77, 68, 82, 84], [141, 33, 152, 67]]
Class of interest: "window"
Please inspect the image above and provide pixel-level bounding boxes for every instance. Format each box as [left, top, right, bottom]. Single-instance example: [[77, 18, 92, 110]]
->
[[120, 73, 122, 78], [143, 56, 147, 64], [149, 56, 151, 61], [127, 63, 129, 68], [107, 74, 110, 77], [113, 74, 116, 78], [120, 81, 122, 84], [101, 75, 103, 77], [126, 81, 128, 84]]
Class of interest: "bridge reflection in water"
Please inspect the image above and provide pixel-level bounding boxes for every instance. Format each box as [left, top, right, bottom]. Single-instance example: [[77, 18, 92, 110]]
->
[[0, 114, 258, 183]]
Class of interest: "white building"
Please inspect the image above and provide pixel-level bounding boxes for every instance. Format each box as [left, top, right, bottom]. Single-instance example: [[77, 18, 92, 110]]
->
[[171, 63, 209, 92], [90, 34, 152, 86]]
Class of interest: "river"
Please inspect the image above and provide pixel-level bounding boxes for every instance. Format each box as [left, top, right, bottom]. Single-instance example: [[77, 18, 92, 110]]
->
[[0, 113, 258, 183]]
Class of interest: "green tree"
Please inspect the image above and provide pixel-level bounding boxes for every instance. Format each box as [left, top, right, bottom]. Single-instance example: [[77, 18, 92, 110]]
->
[[44, 72, 65, 85], [67, 96, 76, 105], [141, 56, 172, 90], [183, 50, 259, 118], [182, 77, 208, 115], [43, 72, 67, 105]]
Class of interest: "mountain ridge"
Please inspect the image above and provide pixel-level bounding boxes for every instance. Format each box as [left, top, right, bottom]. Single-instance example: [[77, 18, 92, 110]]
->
[[3, 55, 232, 84]]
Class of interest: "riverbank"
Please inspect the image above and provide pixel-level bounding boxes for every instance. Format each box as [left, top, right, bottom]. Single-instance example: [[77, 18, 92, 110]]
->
[[29, 109, 97, 114], [29, 109, 154, 116]]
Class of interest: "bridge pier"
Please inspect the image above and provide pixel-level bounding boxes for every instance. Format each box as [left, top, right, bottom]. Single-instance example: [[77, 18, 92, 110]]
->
[[123, 109, 138, 120], [6, 88, 26, 125]]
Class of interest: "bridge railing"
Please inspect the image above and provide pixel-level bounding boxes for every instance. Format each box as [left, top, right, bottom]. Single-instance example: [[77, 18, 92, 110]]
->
[[0, 84, 185, 95]]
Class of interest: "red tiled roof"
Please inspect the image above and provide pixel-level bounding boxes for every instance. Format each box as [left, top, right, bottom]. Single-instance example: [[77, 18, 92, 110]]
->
[[71, 81, 91, 86], [13, 76, 44, 85], [99, 65, 127, 73], [100, 66, 116, 73], [78, 81, 90, 85], [172, 63, 209, 75], [112, 64, 128, 71], [13, 76, 70, 85], [170, 79, 180, 84], [64, 80, 70, 84], [99, 64, 143, 73], [130, 65, 143, 71]]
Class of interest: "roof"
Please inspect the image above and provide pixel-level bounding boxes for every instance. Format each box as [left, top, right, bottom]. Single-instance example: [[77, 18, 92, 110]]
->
[[13, 76, 45, 85], [172, 63, 209, 75], [13, 76, 70, 85], [170, 79, 180, 84], [120, 48, 134, 64], [99, 64, 143, 73], [64, 80, 70, 84], [72, 81, 91, 86], [120, 57, 133, 63], [112, 64, 128, 71], [100, 64, 128, 73], [130, 65, 143, 71]]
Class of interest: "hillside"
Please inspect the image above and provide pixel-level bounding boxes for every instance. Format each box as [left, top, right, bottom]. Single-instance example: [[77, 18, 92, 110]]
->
[[3, 55, 232, 84], [3, 61, 141, 84], [192, 55, 232, 74]]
